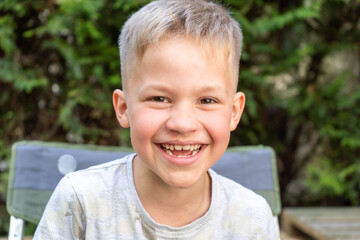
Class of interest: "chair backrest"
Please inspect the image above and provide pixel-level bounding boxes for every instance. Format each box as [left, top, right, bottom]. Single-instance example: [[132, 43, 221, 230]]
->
[[7, 141, 281, 225]]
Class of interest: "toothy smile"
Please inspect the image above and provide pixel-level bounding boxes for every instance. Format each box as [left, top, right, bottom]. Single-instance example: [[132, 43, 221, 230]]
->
[[160, 144, 202, 157]]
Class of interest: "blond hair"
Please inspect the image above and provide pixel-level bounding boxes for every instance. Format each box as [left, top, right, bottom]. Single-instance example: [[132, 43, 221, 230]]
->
[[119, 0, 243, 89]]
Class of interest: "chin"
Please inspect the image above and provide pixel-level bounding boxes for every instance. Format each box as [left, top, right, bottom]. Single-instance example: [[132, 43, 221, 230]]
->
[[163, 171, 206, 189]]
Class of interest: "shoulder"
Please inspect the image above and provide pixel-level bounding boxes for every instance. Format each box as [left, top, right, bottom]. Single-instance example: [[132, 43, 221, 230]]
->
[[35, 154, 136, 239], [61, 154, 134, 199], [210, 171, 278, 238]]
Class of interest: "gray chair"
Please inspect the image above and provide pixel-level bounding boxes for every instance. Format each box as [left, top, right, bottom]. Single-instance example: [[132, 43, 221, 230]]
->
[[7, 141, 281, 239]]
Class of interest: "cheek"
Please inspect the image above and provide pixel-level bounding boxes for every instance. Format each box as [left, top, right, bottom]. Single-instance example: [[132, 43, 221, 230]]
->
[[199, 111, 232, 141], [129, 108, 165, 143]]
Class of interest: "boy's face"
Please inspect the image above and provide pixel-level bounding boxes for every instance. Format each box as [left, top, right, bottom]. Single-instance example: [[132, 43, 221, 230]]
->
[[113, 37, 245, 189]]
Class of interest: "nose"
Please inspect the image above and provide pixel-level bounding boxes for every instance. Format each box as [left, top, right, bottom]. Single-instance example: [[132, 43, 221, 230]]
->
[[165, 102, 199, 134]]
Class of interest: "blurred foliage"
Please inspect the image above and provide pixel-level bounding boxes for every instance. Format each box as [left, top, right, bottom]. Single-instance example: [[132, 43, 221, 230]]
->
[[226, 0, 360, 206], [0, 0, 149, 234], [306, 157, 360, 205], [0, 0, 359, 235]]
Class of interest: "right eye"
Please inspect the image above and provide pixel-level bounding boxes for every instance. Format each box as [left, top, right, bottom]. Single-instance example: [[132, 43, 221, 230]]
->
[[150, 96, 168, 103]]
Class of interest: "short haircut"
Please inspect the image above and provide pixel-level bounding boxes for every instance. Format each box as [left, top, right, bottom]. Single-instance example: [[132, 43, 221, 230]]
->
[[118, 0, 243, 90]]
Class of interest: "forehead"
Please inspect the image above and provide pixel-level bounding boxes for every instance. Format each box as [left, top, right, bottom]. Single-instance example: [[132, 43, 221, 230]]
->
[[126, 37, 235, 94], [142, 36, 231, 68], [124, 36, 237, 92]]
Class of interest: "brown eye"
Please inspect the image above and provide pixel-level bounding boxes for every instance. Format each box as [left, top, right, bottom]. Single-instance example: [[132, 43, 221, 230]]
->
[[200, 98, 216, 104], [152, 96, 168, 102]]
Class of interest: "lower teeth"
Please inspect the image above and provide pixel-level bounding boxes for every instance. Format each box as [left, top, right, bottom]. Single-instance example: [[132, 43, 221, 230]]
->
[[165, 149, 199, 157]]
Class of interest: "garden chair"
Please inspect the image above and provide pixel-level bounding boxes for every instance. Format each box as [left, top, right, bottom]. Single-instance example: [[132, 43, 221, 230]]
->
[[7, 141, 281, 239]]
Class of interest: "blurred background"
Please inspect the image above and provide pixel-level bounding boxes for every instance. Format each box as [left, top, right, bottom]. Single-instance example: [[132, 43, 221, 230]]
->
[[0, 0, 359, 237]]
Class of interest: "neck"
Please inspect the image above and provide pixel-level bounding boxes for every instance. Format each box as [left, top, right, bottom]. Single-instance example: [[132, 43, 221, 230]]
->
[[133, 156, 212, 227]]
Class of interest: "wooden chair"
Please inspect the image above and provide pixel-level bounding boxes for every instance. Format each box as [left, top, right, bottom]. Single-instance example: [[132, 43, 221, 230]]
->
[[7, 141, 281, 239]]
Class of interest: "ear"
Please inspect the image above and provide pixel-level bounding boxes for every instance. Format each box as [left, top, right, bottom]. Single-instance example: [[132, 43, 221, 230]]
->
[[230, 92, 245, 131], [113, 89, 130, 128]]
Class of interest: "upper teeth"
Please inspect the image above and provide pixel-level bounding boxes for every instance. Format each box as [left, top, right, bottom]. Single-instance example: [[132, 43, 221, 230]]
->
[[162, 144, 201, 151]]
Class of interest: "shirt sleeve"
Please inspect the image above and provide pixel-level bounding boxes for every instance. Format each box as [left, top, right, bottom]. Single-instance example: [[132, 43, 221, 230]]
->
[[262, 198, 281, 240], [33, 175, 85, 240]]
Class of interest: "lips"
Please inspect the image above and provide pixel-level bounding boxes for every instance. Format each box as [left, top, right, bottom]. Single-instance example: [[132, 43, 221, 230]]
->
[[160, 143, 202, 158]]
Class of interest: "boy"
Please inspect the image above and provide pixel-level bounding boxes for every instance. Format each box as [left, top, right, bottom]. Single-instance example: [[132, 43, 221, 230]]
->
[[34, 0, 279, 239]]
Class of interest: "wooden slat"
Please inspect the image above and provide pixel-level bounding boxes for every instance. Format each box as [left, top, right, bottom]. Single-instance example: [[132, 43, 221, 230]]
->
[[281, 207, 360, 240]]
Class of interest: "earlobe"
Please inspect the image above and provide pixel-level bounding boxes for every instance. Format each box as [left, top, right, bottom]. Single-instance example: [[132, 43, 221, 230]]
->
[[230, 92, 245, 131], [113, 89, 130, 128]]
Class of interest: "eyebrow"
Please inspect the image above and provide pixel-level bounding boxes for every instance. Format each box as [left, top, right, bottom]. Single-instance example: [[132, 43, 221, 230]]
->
[[138, 84, 171, 93], [196, 85, 229, 94], [138, 83, 229, 95]]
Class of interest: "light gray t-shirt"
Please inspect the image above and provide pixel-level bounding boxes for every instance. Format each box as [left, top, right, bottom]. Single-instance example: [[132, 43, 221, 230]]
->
[[34, 154, 279, 239]]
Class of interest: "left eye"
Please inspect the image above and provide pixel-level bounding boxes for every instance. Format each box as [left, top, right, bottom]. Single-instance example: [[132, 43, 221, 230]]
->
[[200, 98, 216, 104]]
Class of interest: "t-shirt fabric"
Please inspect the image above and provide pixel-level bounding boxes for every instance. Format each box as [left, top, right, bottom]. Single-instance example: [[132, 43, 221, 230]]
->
[[34, 153, 280, 239]]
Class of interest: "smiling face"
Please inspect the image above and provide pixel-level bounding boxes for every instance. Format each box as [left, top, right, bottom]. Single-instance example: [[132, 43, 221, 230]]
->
[[113, 37, 245, 189]]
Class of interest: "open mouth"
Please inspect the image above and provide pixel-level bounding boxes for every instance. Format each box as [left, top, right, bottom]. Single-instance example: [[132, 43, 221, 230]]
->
[[160, 144, 202, 158]]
